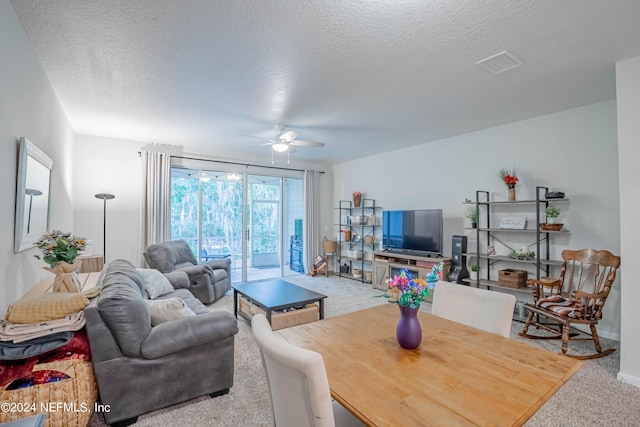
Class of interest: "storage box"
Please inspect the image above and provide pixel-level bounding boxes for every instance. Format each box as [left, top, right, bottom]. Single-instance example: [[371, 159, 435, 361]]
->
[[498, 269, 528, 288], [239, 296, 319, 330]]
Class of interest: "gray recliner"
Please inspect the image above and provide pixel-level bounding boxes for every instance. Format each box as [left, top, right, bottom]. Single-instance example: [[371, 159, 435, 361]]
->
[[143, 240, 231, 304]]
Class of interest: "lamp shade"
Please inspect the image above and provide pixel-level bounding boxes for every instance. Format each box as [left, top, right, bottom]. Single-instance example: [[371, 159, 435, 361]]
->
[[272, 142, 289, 152]]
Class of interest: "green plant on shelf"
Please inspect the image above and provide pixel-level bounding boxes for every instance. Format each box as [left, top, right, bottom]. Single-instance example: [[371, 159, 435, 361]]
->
[[470, 263, 479, 272], [466, 207, 479, 226], [544, 206, 561, 218], [509, 250, 536, 260]]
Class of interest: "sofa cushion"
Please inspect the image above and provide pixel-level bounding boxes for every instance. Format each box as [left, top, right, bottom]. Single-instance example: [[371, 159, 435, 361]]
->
[[146, 298, 196, 326], [166, 240, 199, 265], [97, 260, 152, 357], [175, 262, 195, 270], [156, 289, 209, 315], [143, 243, 178, 273], [163, 271, 190, 289], [137, 268, 174, 299], [212, 269, 228, 282], [144, 240, 199, 273]]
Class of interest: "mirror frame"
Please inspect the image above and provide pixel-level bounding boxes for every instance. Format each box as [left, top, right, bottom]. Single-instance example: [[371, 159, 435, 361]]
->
[[14, 137, 53, 253]]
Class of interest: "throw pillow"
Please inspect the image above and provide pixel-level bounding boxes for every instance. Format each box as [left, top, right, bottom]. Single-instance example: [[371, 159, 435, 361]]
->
[[5, 293, 90, 324], [137, 268, 174, 299], [145, 298, 196, 326]]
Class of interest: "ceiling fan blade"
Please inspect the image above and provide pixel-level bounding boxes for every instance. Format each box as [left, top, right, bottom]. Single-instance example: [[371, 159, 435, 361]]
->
[[279, 130, 298, 142], [290, 140, 325, 147], [244, 134, 273, 141]]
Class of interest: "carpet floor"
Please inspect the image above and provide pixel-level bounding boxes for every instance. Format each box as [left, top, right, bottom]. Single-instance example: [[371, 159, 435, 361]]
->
[[89, 275, 640, 426]]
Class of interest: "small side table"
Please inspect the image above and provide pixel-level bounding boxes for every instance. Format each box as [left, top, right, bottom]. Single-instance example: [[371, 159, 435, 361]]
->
[[77, 254, 104, 273], [324, 252, 336, 274]]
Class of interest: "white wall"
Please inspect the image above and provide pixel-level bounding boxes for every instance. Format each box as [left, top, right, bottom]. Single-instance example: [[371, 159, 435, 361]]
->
[[73, 134, 142, 265], [0, 3, 75, 314], [616, 56, 640, 387], [333, 100, 621, 339]]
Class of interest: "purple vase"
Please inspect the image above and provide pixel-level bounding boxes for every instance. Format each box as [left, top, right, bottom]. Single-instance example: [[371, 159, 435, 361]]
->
[[396, 305, 422, 349]]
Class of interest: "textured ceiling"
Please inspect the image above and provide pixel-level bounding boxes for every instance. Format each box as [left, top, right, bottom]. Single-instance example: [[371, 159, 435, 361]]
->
[[11, 0, 640, 164]]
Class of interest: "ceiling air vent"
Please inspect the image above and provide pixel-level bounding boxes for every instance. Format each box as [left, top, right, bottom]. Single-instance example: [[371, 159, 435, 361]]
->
[[476, 51, 523, 75]]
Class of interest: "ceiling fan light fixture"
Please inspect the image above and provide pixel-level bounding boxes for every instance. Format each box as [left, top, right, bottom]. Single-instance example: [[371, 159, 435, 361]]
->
[[272, 142, 289, 152]]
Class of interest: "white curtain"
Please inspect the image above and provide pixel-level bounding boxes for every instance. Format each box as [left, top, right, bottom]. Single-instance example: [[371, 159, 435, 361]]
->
[[139, 150, 171, 266], [303, 169, 321, 274]]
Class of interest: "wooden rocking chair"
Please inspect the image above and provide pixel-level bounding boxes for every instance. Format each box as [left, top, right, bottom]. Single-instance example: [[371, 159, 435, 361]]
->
[[519, 248, 620, 360]]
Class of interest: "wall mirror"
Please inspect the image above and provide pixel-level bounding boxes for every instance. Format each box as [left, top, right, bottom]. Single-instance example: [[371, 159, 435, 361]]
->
[[14, 137, 53, 253]]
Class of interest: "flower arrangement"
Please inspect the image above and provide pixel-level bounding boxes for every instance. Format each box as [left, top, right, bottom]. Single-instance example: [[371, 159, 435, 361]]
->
[[386, 262, 444, 309], [34, 230, 86, 268], [500, 167, 519, 188], [352, 191, 362, 207]]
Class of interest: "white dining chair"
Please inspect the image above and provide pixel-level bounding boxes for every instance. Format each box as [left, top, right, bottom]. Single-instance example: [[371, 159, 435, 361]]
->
[[431, 281, 516, 338], [251, 314, 364, 427]]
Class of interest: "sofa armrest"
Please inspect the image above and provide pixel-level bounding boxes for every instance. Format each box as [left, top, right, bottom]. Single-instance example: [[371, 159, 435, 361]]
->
[[163, 271, 190, 289], [140, 311, 238, 359], [176, 264, 213, 277], [204, 258, 231, 271]]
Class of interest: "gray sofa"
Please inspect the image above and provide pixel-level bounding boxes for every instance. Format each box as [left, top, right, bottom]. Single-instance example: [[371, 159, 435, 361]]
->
[[84, 259, 238, 426], [143, 239, 231, 304]]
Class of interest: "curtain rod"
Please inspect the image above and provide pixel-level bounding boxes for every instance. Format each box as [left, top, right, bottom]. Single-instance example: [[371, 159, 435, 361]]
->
[[170, 154, 325, 174]]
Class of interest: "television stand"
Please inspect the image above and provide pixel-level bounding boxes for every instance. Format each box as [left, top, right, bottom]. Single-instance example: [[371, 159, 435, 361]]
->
[[372, 251, 452, 297]]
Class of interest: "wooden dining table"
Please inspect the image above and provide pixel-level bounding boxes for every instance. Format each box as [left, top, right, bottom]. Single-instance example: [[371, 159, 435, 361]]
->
[[276, 303, 582, 427]]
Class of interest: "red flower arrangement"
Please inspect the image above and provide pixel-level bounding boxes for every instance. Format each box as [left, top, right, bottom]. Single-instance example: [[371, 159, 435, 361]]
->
[[500, 167, 519, 189]]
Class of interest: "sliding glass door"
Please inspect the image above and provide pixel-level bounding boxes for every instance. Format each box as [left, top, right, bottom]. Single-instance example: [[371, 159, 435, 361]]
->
[[247, 175, 281, 282], [170, 166, 304, 283]]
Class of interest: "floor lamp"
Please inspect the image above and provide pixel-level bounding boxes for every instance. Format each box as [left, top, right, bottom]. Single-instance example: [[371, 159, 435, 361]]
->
[[95, 193, 115, 263]]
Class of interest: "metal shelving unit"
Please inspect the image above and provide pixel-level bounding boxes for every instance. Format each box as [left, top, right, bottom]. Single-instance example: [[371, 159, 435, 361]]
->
[[335, 198, 380, 283], [464, 186, 570, 292]]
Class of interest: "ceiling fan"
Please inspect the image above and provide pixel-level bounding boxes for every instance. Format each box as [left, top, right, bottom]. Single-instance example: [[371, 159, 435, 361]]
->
[[251, 127, 325, 153]]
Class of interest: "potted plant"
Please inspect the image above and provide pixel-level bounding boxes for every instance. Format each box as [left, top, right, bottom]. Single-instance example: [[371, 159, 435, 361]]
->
[[545, 206, 561, 224], [469, 263, 479, 280], [466, 207, 479, 228]]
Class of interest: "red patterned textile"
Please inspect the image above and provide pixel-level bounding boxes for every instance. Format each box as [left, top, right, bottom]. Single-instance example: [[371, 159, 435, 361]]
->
[[0, 330, 90, 387], [536, 295, 584, 319]]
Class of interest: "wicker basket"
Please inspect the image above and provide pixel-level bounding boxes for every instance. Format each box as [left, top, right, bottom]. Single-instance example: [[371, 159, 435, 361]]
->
[[498, 269, 528, 288], [323, 237, 337, 254], [0, 359, 98, 427]]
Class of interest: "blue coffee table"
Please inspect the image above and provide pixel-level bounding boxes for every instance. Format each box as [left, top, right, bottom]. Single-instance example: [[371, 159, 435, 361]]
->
[[232, 279, 326, 324]]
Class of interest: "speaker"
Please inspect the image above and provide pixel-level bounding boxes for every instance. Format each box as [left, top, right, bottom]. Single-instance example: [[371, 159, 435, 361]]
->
[[447, 235, 469, 284]]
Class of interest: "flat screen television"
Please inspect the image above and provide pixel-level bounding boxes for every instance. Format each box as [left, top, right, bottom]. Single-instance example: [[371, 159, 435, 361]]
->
[[382, 209, 443, 257]]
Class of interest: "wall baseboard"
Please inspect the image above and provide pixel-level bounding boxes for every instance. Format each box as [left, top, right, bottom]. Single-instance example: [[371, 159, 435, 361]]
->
[[617, 372, 640, 389]]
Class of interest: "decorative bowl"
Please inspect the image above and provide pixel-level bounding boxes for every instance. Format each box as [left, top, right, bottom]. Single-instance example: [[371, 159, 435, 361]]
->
[[540, 223, 564, 231]]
